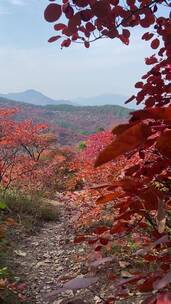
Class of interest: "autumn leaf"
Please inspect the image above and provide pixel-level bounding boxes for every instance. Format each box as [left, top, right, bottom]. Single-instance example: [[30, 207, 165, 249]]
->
[[112, 123, 130, 135], [95, 123, 151, 167], [96, 192, 123, 204], [44, 3, 62, 23], [46, 276, 98, 301], [74, 235, 86, 243], [156, 131, 171, 159], [153, 272, 171, 290], [131, 107, 171, 123], [156, 200, 166, 234]]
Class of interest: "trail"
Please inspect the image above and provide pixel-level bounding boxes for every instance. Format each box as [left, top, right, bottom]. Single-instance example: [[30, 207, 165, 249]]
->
[[12, 199, 103, 304], [12, 195, 142, 304]]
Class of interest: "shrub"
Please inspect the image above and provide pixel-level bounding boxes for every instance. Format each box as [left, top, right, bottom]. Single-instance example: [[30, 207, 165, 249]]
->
[[0, 191, 60, 233], [78, 141, 87, 150]]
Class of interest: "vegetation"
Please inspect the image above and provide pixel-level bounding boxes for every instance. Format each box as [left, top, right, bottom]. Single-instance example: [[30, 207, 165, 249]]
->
[[78, 141, 87, 150], [0, 98, 130, 146], [0, 0, 170, 303], [44, 1, 171, 303]]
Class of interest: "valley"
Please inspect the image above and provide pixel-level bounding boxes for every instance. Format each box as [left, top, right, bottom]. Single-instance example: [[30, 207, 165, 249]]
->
[[0, 97, 131, 145]]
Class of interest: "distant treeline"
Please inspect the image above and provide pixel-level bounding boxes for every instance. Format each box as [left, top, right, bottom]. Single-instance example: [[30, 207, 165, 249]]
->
[[45, 104, 131, 118]]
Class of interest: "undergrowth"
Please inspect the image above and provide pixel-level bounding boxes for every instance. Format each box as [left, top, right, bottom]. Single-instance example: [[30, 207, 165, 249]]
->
[[0, 189, 60, 303]]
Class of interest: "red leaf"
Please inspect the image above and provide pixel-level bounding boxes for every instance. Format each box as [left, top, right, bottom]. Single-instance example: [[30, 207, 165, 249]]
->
[[122, 29, 130, 39], [85, 22, 95, 32], [91, 0, 111, 18], [88, 237, 98, 245], [96, 192, 123, 204], [119, 34, 129, 45], [145, 55, 158, 65], [68, 12, 81, 34], [112, 123, 130, 135], [153, 271, 171, 290], [131, 107, 171, 122], [63, 4, 74, 19], [135, 81, 144, 89], [74, 235, 86, 244], [84, 41, 90, 48], [140, 188, 159, 211], [81, 9, 93, 21], [95, 245, 102, 251], [156, 131, 171, 159], [110, 0, 119, 5], [151, 38, 160, 49], [156, 292, 171, 304], [94, 226, 109, 235], [54, 23, 66, 31], [73, 0, 89, 8], [142, 32, 154, 41], [125, 164, 140, 176], [125, 95, 135, 104], [110, 222, 128, 234], [144, 254, 156, 261], [100, 237, 109, 245], [95, 123, 151, 167], [61, 38, 71, 48], [138, 276, 160, 292], [44, 4, 62, 22], [48, 35, 61, 43]]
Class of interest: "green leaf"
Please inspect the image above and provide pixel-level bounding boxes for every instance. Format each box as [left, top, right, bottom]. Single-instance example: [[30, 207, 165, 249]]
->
[[0, 201, 7, 210]]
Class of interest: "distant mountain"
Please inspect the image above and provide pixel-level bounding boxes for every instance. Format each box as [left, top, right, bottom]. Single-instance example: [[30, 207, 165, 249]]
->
[[0, 91, 130, 108], [72, 94, 128, 107], [0, 90, 73, 106]]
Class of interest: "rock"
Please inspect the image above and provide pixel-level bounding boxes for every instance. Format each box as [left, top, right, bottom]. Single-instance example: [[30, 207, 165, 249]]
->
[[14, 250, 27, 257], [35, 261, 48, 268], [53, 298, 87, 304], [53, 300, 63, 304], [56, 266, 63, 272], [31, 242, 39, 247], [94, 296, 103, 303]]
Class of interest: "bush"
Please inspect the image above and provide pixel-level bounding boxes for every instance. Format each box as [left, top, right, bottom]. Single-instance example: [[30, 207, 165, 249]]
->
[[0, 191, 60, 233], [78, 141, 87, 150], [39, 204, 60, 221]]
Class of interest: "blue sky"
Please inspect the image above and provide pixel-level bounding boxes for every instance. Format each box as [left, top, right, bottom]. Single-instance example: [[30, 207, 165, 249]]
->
[[0, 0, 166, 103]]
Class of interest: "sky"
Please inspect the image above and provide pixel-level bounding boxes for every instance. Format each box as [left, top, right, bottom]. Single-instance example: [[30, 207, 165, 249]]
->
[[0, 0, 165, 102]]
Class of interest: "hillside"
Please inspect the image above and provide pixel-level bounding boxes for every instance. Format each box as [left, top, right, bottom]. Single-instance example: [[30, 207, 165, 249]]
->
[[0, 90, 73, 106], [0, 90, 129, 107], [0, 97, 131, 145]]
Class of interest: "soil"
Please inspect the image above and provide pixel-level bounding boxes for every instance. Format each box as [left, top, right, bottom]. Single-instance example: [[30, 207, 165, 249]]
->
[[11, 196, 144, 304]]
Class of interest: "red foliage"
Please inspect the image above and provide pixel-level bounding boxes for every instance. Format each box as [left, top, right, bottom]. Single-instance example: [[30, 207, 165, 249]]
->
[[44, 1, 171, 302], [0, 108, 59, 194]]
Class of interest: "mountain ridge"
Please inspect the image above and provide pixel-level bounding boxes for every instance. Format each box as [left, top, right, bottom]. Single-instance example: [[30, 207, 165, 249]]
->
[[0, 90, 129, 108], [0, 90, 74, 106]]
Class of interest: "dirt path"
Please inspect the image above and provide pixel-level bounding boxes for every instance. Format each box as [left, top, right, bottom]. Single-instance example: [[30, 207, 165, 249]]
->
[[12, 197, 143, 304], [12, 200, 104, 304]]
